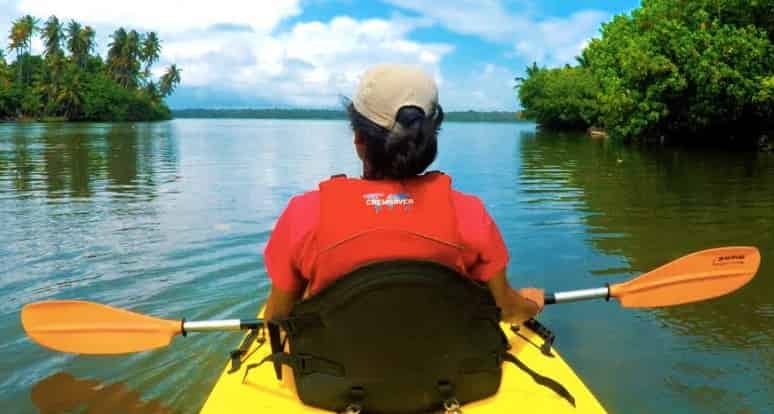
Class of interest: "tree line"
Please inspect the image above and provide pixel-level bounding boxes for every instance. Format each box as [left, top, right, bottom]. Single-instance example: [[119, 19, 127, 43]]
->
[[517, 0, 774, 145], [173, 109, 526, 123], [1, 15, 181, 121]]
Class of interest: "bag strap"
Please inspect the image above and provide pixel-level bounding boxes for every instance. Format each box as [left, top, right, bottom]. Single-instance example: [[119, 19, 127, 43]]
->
[[257, 352, 346, 377], [502, 352, 576, 407], [276, 314, 323, 336]]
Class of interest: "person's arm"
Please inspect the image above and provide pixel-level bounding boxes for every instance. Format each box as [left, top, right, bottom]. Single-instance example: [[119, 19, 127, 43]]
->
[[486, 268, 545, 324], [264, 284, 304, 321], [262, 193, 316, 323]]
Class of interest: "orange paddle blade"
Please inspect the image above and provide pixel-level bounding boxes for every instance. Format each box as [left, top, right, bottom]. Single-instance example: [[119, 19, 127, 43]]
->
[[21, 301, 182, 355], [610, 247, 760, 308]]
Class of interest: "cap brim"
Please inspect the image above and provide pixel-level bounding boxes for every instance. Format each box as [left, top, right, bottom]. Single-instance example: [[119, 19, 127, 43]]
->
[[338, 94, 353, 109]]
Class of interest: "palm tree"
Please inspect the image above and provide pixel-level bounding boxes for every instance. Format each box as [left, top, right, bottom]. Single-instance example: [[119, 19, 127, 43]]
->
[[8, 21, 25, 82], [125, 30, 142, 87], [66, 20, 86, 67], [9, 15, 39, 84], [79, 26, 95, 66], [126, 30, 141, 61], [159, 64, 181, 96], [57, 66, 84, 119], [0, 50, 11, 88], [141, 32, 161, 78], [144, 80, 161, 102], [108, 28, 136, 88], [41, 53, 67, 108], [42, 16, 64, 59], [107, 28, 127, 62], [19, 15, 39, 54]]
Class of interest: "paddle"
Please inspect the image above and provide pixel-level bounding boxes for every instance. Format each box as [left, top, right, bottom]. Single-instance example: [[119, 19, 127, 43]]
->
[[545, 246, 760, 307], [21, 246, 760, 355], [21, 300, 263, 355]]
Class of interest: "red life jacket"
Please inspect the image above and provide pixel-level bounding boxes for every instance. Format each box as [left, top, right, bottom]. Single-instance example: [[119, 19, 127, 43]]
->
[[311, 172, 466, 293]]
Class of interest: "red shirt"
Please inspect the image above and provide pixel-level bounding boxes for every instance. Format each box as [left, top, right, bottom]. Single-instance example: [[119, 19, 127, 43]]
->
[[264, 187, 509, 294]]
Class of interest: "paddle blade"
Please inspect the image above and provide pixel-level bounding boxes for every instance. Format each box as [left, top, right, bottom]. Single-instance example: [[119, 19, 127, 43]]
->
[[610, 247, 760, 308], [21, 301, 182, 355]]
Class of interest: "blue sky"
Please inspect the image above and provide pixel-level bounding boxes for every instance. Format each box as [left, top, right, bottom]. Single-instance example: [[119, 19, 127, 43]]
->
[[1, 0, 640, 110]]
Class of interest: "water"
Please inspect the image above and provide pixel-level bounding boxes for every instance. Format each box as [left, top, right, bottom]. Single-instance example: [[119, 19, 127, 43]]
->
[[0, 120, 771, 413]]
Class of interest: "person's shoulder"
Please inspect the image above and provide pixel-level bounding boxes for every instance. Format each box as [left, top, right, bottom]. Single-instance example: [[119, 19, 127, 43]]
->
[[287, 189, 320, 212], [278, 190, 320, 236], [451, 188, 486, 211]]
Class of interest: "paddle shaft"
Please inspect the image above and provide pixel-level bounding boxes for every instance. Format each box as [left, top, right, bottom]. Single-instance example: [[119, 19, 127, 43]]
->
[[544, 287, 609, 305], [182, 318, 263, 333]]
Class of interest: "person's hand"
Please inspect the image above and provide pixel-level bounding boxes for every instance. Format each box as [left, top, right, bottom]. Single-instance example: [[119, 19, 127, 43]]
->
[[518, 288, 545, 318]]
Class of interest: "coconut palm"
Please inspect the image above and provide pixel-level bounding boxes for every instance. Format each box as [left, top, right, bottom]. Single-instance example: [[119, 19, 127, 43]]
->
[[107, 28, 127, 62], [66, 20, 92, 68], [126, 30, 141, 61], [41, 53, 67, 107], [159, 64, 181, 97], [9, 15, 38, 83], [79, 26, 95, 66], [141, 32, 161, 77], [125, 30, 143, 87], [0, 50, 11, 88], [42, 16, 64, 59], [18, 15, 39, 53], [144, 80, 161, 102], [107, 28, 137, 88], [56, 67, 84, 119], [8, 21, 25, 82]]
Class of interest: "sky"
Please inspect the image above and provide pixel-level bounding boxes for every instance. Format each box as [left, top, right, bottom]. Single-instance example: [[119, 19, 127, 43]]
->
[[1, 0, 641, 110]]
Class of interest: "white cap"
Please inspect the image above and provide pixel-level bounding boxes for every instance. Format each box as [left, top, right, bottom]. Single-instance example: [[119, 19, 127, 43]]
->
[[352, 64, 439, 129]]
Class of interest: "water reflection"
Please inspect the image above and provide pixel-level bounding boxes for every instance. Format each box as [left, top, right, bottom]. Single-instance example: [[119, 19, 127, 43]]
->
[[31, 372, 172, 414], [519, 131, 774, 408], [0, 123, 179, 200]]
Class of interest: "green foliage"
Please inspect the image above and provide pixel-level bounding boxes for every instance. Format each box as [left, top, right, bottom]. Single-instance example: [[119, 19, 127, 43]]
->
[[80, 72, 170, 122], [518, 0, 774, 143], [1, 15, 180, 122], [517, 65, 600, 129]]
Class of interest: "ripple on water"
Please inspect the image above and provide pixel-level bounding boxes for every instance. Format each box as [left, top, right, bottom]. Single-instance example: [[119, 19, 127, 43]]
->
[[1, 121, 772, 414]]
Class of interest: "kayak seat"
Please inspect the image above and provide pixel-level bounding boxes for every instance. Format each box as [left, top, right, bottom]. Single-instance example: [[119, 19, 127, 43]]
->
[[264, 260, 509, 414]]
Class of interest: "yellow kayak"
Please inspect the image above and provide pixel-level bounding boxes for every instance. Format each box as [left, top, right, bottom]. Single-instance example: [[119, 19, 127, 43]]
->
[[201, 307, 606, 413]]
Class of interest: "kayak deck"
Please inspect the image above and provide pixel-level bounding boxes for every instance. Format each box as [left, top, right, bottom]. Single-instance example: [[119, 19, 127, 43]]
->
[[201, 309, 606, 413]]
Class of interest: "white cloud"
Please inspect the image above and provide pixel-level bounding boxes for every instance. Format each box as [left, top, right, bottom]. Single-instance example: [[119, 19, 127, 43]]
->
[[513, 10, 608, 66], [385, 0, 522, 42], [385, 0, 608, 66], [160, 15, 453, 107], [442, 63, 519, 111], [16, 0, 301, 33]]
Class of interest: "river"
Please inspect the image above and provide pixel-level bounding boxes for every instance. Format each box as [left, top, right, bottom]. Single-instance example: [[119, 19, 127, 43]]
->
[[0, 120, 771, 413]]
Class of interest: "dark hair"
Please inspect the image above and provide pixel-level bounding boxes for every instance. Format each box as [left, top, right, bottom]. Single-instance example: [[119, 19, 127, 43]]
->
[[347, 103, 444, 180]]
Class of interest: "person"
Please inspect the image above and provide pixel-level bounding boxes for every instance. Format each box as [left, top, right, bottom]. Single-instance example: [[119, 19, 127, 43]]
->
[[263, 63, 544, 324]]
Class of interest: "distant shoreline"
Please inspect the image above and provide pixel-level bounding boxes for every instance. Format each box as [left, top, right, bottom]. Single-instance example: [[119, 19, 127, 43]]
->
[[172, 109, 529, 123]]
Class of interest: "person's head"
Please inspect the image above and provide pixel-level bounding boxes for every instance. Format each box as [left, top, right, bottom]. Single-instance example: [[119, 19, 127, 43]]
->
[[348, 64, 444, 180]]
